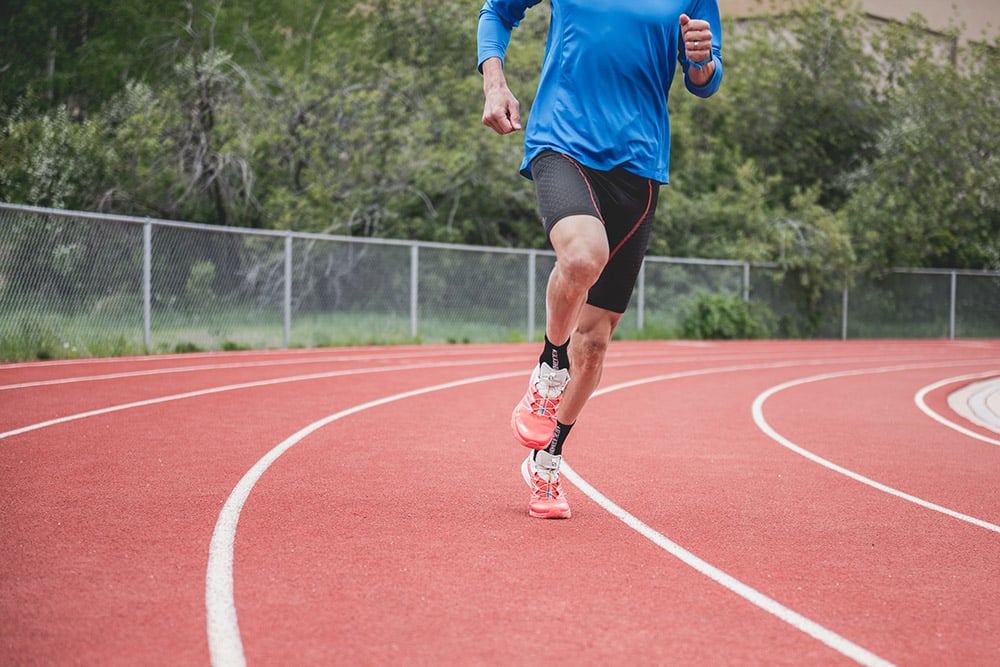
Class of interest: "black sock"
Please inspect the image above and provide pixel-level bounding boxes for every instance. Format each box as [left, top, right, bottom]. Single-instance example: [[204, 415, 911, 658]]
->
[[540, 335, 570, 371], [542, 420, 573, 457]]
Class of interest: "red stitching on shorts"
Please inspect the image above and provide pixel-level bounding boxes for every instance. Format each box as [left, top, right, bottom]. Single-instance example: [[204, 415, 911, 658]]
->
[[559, 153, 605, 225], [608, 179, 653, 261]]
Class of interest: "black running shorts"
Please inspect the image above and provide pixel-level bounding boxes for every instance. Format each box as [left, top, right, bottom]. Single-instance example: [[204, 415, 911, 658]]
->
[[531, 150, 660, 314]]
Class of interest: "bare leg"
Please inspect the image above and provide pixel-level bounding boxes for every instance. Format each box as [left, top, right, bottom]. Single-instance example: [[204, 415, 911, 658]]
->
[[510, 213, 611, 450], [557, 304, 620, 425], [545, 214, 608, 346]]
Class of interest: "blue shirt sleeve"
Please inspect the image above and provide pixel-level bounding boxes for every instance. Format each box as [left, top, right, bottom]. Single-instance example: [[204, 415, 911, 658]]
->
[[477, 0, 542, 72], [679, 0, 723, 98]]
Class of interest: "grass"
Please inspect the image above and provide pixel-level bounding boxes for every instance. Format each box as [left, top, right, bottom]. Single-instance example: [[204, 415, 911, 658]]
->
[[3, 306, 997, 362], [0, 310, 536, 362]]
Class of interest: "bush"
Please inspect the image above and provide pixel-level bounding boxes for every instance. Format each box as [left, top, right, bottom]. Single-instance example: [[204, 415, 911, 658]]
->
[[680, 293, 773, 340]]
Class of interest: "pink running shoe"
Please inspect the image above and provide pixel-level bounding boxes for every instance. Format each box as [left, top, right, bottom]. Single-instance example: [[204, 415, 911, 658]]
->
[[521, 455, 571, 519], [511, 362, 570, 449]]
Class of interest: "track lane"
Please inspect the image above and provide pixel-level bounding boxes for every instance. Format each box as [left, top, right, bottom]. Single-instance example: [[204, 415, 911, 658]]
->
[[221, 348, 984, 664], [3, 341, 998, 665], [755, 365, 1000, 527], [567, 355, 1000, 665], [0, 356, 528, 665], [228, 374, 859, 666]]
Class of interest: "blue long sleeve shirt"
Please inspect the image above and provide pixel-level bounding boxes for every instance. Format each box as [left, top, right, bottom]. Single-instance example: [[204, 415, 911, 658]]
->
[[478, 0, 723, 183]]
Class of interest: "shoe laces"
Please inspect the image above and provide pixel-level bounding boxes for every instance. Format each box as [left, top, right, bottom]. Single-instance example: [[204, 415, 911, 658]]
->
[[530, 467, 563, 502], [530, 364, 569, 416]]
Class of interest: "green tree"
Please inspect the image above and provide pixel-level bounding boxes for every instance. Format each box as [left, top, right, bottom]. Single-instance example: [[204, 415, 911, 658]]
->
[[718, 0, 887, 210], [251, 0, 543, 246], [100, 3, 261, 226], [0, 0, 183, 116], [843, 31, 1000, 270], [0, 104, 115, 209]]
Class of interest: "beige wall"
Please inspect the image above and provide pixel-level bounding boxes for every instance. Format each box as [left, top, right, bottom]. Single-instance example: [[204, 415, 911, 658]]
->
[[719, 0, 1000, 43]]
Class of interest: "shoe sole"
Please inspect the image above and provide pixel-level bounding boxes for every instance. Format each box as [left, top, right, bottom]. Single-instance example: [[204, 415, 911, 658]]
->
[[511, 405, 554, 450], [528, 506, 572, 519]]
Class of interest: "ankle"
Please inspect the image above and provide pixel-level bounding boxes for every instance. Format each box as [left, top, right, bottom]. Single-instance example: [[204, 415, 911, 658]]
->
[[540, 335, 570, 371]]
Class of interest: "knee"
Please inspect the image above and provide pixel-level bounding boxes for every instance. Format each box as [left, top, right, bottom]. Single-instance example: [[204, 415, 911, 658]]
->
[[556, 250, 606, 289], [572, 331, 610, 370]]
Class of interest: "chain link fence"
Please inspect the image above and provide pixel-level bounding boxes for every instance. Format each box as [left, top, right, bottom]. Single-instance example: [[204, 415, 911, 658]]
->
[[1, 203, 998, 359]]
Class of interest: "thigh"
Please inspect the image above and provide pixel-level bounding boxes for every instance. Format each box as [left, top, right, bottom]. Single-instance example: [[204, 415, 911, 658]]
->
[[586, 170, 660, 314], [531, 151, 603, 237], [574, 302, 623, 343]]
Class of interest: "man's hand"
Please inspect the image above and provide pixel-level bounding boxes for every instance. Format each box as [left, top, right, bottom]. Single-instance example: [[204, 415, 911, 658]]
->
[[481, 57, 522, 135], [679, 14, 716, 85]]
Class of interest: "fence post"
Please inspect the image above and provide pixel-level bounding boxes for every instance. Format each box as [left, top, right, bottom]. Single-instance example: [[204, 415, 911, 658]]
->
[[410, 245, 419, 339], [742, 262, 750, 301], [949, 271, 957, 340], [637, 259, 646, 331], [284, 234, 293, 348], [527, 251, 536, 341], [143, 221, 152, 349], [842, 286, 849, 341]]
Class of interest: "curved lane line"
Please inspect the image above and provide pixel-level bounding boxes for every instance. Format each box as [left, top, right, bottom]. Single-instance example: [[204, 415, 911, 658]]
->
[[205, 370, 523, 667], [0, 350, 523, 391], [208, 358, 922, 667], [750, 364, 1000, 534], [0, 349, 955, 392], [4, 351, 987, 664], [3, 354, 911, 440], [0, 359, 527, 441], [915, 372, 1000, 446], [561, 463, 893, 667], [4, 355, 769, 440]]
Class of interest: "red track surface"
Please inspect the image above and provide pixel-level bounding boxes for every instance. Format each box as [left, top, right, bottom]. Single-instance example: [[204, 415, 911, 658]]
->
[[2, 340, 999, 665]]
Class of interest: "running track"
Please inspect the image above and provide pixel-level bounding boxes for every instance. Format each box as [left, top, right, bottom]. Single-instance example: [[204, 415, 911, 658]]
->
[[2, 340, 999, 666]]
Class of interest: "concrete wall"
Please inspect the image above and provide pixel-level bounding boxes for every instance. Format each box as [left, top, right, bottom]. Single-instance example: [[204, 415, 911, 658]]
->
[[718, 0, 999, 43]]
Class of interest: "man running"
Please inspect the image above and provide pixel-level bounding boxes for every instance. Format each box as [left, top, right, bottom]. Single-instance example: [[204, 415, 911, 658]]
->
[[478, 1, 723, 518]]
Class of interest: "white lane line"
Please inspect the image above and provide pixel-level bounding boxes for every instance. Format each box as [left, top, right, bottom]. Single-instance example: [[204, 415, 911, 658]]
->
[[0, 350, 760, 391], [750, 364, 1000, 534], [0, 348, 956, 392], [0, 358, 527, 441], [207, 356, 932, 666], [0, 349, 523, 391], [4, 353, 782, 440], [0, 344, 516, 371], [205, 370, 523, 667], [935, 374, 1000, 441], [561, 463, 894, 667]]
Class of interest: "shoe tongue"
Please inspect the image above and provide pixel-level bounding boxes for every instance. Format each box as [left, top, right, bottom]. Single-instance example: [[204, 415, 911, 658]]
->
[[533, 451, 562, 476]]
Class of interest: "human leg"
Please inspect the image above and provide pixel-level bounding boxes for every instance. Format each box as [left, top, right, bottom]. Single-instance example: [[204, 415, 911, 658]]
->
[[512, 155, 658, 518], [555, 303, 621, 425], [543, 214, 608, 346], [510, 214, 606, 449], [521, 305, 619, 519]]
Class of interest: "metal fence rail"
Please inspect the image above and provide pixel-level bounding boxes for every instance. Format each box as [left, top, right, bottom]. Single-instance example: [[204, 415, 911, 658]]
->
[[1, 203, 997, 358]]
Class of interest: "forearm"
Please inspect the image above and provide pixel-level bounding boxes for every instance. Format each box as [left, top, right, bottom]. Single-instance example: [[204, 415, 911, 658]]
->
[[687, 58, 717, 87], [480, 56, 522, 133], [481, 57, 507, 94]]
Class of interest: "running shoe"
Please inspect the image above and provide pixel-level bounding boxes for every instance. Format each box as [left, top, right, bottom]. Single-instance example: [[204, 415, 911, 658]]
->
[[521, 454, 571, 519], [511, 362, 570, 449]]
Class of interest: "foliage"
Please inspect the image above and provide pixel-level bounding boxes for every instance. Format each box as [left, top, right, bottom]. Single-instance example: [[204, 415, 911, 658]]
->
[[843, 27, 1000, 270], [0, 104, 116, 209], [1, 0, 997, 289], [679, 292, 773, 340], [718, 0, 888, 211]]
